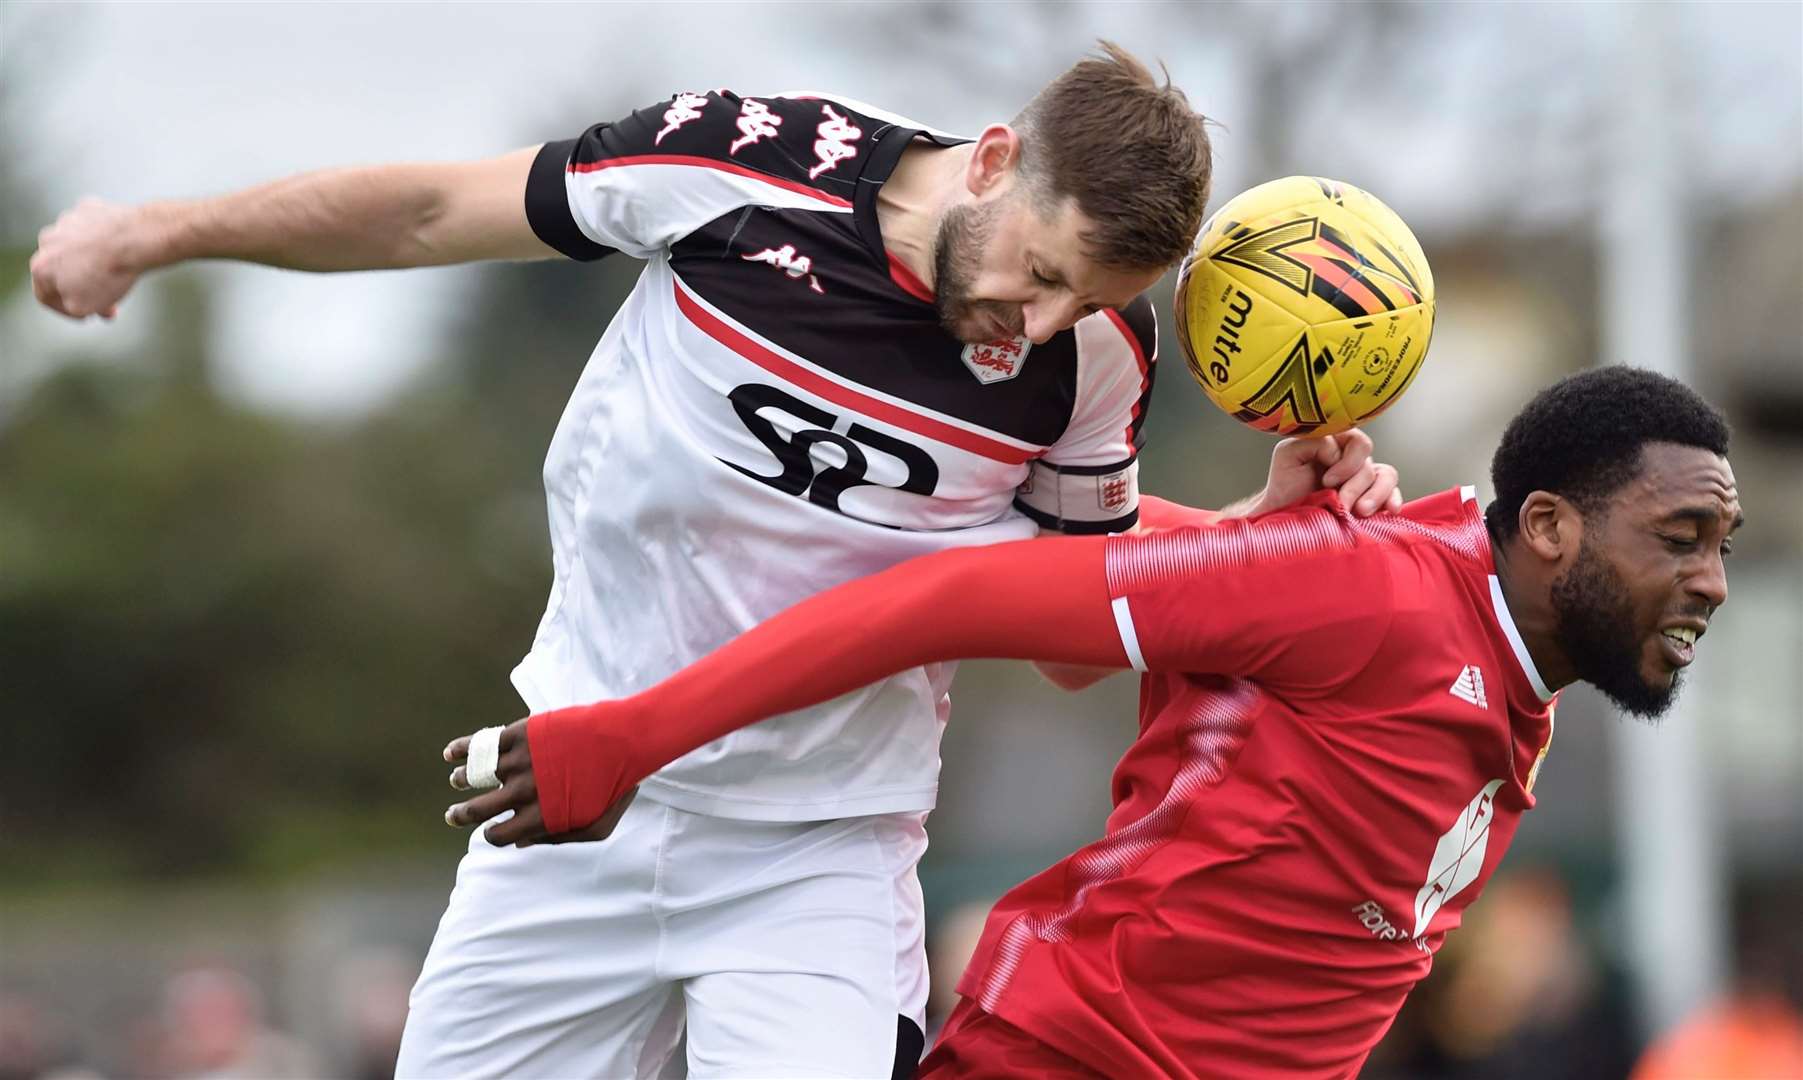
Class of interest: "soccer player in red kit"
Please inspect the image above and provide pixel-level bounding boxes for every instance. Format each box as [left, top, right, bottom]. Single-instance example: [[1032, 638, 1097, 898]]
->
[[447, 365, 1741, 1078]]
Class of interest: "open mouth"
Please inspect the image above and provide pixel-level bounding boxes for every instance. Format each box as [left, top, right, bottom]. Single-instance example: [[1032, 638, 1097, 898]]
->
[[1658, 625, 1700, 667]]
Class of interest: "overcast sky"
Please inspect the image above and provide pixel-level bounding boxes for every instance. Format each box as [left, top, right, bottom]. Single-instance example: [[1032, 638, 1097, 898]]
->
[[5, 1, 1798, 416]]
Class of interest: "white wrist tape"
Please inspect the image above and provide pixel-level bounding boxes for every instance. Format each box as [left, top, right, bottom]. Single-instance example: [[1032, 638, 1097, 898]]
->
[[465, 726, 505, 789]]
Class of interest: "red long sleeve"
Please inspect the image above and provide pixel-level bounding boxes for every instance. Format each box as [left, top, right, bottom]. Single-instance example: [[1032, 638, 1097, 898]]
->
[[530, 535, 1126, 833]]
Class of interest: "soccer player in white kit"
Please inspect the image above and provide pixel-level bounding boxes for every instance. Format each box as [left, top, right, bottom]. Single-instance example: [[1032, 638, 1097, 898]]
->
[[32, 45, 1400, 1078]]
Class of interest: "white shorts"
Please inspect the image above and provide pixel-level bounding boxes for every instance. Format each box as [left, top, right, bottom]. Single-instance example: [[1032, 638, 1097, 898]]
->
[[395, 795, 930, 1079]]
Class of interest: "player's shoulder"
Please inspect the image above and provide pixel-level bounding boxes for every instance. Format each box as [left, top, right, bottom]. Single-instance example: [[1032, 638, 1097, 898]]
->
[[1111, 293, 1160, 360], [769, 90, 965, 143], [1355, 487, 1494, 611], [1375, 486, 1490, 562], [1074, 293, 1158, 367], [596, 89, 948, 198]]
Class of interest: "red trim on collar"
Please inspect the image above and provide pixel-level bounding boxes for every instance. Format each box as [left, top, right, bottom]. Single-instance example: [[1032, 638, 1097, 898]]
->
[[887, 253, 935, 302]]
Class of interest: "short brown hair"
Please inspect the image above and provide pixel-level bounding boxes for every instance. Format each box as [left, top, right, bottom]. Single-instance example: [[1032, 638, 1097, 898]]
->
[[1012, 41, 1213, 271]]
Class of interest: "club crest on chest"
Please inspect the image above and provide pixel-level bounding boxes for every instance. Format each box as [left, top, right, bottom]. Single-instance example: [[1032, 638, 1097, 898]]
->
[[960, 336, 1032, 384]]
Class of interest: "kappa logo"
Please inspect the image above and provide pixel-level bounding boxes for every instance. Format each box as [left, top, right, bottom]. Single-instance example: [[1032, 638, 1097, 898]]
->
[[808, 104, 862, 179], [730, 98, 782, 155], [656, 92, 711, 146], [960, 336, 1031, 384], [742, 245, 825, 294], [1449, 664, 1488, 708], [1412, 778, 1505, 939]]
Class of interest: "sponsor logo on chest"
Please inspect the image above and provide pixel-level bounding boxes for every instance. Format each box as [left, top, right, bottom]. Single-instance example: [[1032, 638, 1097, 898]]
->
[[960, 336, 1032, 384], [1350, 776, 1510, 953], [1411, 778, 1504, 938]]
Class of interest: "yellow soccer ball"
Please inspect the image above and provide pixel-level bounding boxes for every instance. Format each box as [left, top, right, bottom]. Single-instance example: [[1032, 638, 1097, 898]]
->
[[1174, 176, 1435, 437]]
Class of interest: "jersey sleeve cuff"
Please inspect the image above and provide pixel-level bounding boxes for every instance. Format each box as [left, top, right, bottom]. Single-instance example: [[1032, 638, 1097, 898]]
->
[[525, 138, 615, 262]]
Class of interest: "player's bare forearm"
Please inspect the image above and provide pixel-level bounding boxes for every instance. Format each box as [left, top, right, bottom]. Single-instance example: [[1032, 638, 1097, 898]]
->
[[146, 152, 554, 270], [462, 537, 1130, 838], [32, 147, 554, 319]]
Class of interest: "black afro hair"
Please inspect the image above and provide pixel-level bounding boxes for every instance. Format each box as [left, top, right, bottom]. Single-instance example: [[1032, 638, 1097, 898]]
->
[[1485, 366, 1730, 540]]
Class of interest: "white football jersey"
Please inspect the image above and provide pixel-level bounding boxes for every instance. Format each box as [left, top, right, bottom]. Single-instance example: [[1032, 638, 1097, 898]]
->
[[514, 90, 1159, 820]]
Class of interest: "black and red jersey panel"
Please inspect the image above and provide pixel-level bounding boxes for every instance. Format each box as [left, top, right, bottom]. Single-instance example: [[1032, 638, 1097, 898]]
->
[[672, 205, 1085, 450], [523, 89, 1155, 535]]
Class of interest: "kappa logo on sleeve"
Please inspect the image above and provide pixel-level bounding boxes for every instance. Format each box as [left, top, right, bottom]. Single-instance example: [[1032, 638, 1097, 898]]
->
[[809, 104, 863, 179], [730, 99, 782, 155], [655, 92, 711, 145]]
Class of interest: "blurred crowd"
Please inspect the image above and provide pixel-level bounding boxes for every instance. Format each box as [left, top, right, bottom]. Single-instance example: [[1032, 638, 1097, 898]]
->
[[14, 861, 1796, 1078], [0, 956, 409, 1080], [1364, 863, 1803, 1080]]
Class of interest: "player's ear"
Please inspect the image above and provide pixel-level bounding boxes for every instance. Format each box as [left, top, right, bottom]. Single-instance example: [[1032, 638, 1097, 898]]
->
[[1518, 491, 1576, 564], [966, 124, 1022, 197]]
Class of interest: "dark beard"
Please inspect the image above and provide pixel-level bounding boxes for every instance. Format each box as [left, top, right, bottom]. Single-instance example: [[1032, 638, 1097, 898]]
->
[[1550, 542, 1680, 719], [931, 201, 1002, 342]]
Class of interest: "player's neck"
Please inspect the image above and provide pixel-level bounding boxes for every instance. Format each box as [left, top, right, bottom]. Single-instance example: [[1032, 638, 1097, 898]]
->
[[1492, 539, 1579, 692], [876, 141, 974, 292]]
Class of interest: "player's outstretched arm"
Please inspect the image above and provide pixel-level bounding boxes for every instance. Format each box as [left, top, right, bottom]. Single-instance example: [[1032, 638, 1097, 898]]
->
[[1029, 493, 1217, 691], [444, 536, 1130, 845], [1032, 429, 1401, 692], [30, 147, 556, 320]]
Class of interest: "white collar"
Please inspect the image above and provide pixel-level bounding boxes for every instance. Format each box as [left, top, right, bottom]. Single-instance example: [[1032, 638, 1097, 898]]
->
[[1487, 574, 1556, 703]]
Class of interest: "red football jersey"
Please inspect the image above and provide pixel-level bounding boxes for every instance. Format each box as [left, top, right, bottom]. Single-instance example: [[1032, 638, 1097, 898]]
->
[[955, 487, 1558, 1078]]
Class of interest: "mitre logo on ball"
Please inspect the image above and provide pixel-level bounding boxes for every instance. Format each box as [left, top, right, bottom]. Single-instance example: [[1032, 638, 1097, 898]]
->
[[961, 336, 1031, 384]]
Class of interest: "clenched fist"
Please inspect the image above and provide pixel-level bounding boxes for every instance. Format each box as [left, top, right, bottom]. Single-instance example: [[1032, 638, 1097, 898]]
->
[[30, 197, 147, 320]]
